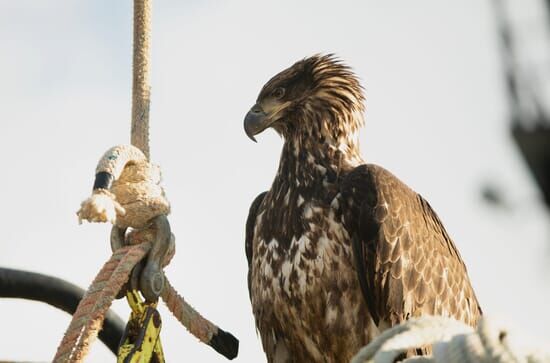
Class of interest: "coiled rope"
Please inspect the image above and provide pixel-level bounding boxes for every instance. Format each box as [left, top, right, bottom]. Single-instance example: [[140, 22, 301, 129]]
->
[[351, 316, 550, 363]]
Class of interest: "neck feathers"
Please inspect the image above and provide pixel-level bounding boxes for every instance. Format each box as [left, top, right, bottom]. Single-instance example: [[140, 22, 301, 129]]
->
[[277, 110, 364, 189]]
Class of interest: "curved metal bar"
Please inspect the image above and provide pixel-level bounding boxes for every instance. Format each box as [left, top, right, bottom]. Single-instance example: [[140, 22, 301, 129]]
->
[[0, 267, 124, 355], [139, 215, 171, 302], [110, 216, 172, 302], [110, 225, 127, 252]]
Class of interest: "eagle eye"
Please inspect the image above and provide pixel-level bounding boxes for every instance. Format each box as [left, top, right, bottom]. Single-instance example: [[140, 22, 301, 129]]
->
[[272, 87, 285, 99]]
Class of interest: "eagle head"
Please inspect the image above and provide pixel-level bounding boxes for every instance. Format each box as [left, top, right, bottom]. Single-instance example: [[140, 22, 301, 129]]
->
[[244, 54, 365, 147]]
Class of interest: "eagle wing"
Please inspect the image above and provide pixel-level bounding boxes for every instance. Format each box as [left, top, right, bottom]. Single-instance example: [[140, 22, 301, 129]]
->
[[341, 164, 481, 328], [245, 192, 267, 294], [246, 191, 293, 360]]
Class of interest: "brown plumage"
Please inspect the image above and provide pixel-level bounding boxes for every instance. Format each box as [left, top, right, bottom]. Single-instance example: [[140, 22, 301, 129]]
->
[[243, 54, 481, 363]]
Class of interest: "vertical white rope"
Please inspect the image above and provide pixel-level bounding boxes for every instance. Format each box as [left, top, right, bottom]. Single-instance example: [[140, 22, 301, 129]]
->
[[131, 0, 152, 159]]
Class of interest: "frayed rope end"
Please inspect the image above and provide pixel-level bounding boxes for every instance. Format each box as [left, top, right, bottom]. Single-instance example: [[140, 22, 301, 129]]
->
[[77, 189, 126, 225]]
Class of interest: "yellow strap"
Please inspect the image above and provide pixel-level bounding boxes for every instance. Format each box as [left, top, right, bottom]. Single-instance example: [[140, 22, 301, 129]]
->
[[117, 290, 165, 363]]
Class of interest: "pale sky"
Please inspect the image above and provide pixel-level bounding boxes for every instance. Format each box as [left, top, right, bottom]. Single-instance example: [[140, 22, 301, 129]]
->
[[1, 1, 549, 362]]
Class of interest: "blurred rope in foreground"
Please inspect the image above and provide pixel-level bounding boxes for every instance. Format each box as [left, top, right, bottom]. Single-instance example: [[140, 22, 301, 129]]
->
[[351, 316, 550, 363]]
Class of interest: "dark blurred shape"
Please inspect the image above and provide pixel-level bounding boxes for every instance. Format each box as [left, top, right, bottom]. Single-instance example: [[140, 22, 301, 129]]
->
[[493, 0, 550, 210], [512, 125, 550, 207], [481, 183, 508, 208]]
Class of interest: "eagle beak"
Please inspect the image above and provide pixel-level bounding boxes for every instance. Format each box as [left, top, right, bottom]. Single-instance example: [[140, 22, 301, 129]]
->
[[244, 103, 269, 142]]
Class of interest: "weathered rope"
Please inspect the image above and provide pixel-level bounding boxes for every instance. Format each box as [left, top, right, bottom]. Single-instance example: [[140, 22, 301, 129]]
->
[[351, 316, 550, 363], [95, 144, 148, 178], [64, 0, 238, 360], [53, 239, 236, 362], [53, 243, 150, 363], [161, 277, 218, 343], [131, 0, 151, 159], [72, 142, 238, 360], [77, 145, 169, 229]]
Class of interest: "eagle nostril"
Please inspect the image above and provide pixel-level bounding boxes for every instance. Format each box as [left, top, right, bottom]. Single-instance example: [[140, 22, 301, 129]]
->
[[250, 104, 265, 115]]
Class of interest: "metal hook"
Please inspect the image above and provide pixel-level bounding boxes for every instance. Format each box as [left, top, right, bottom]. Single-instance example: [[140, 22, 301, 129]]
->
[[110, 216, 172, 302], [139, 215, 172, 302]]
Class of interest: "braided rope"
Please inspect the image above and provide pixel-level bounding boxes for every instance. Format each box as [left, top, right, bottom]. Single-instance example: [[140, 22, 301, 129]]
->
[[77, 144, 169, 229], [95, 145, 147, 177], [131, 0, 151, 159], [53, 243, 150, 363], [53, 240, 232, 362], [351, 316, 550, 363], [63, 1, 238, 359], [161, 277, 218, 343]]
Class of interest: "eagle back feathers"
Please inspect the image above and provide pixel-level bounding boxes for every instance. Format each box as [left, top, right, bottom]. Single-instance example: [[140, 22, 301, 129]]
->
[[340, 164, 482, 328]]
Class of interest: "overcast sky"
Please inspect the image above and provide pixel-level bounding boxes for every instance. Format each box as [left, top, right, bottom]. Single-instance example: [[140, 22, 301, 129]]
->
[[1, 0, 549, 361]]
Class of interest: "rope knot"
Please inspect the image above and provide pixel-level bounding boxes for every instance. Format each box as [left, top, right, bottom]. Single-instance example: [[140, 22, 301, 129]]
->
[[76, 144, 170, 229], [77, 144, 173, 302]]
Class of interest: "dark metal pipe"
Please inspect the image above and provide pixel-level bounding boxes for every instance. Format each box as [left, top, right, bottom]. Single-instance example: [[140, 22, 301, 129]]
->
[[0, 267, 124, 355]]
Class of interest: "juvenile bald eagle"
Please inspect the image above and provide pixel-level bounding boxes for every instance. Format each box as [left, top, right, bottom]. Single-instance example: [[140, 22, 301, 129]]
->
[[244, 55, 481, 363]]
